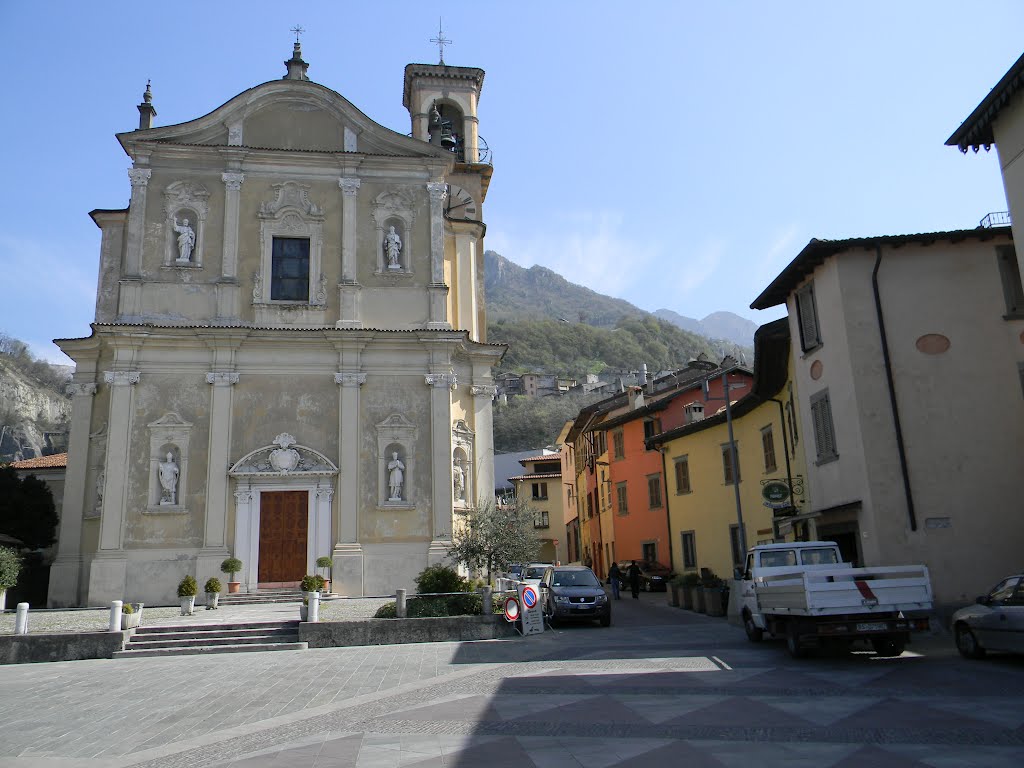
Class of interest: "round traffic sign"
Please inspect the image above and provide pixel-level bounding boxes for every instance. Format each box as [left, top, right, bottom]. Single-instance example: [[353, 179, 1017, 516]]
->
[[503, 597, 520, 622], [522, 585, 538, 609]]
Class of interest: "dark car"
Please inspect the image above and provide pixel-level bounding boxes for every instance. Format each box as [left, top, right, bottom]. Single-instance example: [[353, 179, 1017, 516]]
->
[[616, 560, 675, 592], [540, 565, 611, 627]]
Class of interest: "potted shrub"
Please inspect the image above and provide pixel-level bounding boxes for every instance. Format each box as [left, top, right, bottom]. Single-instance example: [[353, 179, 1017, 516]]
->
[[299, 574, 324, 621], [220, 557, 243, 594], [0, 546, 21, 613], [177, 574, 198, 616], [316, 556, 333, 593], [120, 602, 142, 629], [680, 572, 700, 610], [703, 572, 726, 617], [204, 577, 222, 610]]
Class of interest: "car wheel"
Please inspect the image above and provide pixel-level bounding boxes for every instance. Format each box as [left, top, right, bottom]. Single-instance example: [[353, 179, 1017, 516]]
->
[[786, 626, 808, 659], [870, 637, 906, 657], [955, 623, 986, 659], [743, 611, 763, 643]]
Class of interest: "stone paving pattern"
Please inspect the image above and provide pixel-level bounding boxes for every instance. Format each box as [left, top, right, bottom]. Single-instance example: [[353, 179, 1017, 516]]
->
[[2, 592, 1023, 766]]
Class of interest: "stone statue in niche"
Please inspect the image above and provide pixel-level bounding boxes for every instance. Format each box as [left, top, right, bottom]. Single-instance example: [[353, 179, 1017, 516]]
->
[[158, 452, 179, 505], [387, 451, 405, 501], [95, 470, 105, 509], [173, 217, 196, 263], [384, 226, 402, 269], [453, 459, 465, 501]]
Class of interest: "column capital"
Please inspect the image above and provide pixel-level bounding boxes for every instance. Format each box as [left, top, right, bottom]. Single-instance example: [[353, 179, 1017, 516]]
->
[[470, 384, 497, 398], [66, 382, 98, 397], [127, 168, 151, 188], [425, 372, 457, 390], [233, 488, 253, 503], [221, 171, 245, 191], [339, 177, 361, 196], [103, 371, 140, 386], [334, 372, 367, 387], [206, 372, 240, 386], [426, 181, 448, 202]]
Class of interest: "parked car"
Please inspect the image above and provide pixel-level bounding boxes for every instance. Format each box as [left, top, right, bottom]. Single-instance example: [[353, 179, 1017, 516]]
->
[[522, 563, 552, 584], [539, 565, 611, 627], [505, 564, 524, 580], [615, 560, 675, 592], [952, 573, 1024, 659]]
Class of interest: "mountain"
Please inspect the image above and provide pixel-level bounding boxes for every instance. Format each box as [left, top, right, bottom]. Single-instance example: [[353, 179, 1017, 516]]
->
[[0, 336, 72, 463], [483, 251, 753, 376], [654, 308, 759, 348]]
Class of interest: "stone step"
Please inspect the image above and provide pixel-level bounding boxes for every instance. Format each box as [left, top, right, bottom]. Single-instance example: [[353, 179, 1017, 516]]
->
[[127, 633, 299, 649], [113, 642, 308, 659], [133, 620, 299, 635], [129, 627, 299, 644]]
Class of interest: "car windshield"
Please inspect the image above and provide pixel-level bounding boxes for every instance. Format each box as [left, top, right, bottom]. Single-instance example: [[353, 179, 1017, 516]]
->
[[643, 561, 670, 573], [800, 548, 839, 565], [524, 566, 547, 579], [508, 565, 523, 576], [551, 570, 601, 588]]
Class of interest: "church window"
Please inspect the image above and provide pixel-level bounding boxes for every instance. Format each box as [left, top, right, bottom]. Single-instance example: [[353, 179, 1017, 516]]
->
[[271, 237, 310, 301]]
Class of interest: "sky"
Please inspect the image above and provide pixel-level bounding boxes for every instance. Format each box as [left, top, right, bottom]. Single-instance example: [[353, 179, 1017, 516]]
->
[[1, 2, 1020, 364]]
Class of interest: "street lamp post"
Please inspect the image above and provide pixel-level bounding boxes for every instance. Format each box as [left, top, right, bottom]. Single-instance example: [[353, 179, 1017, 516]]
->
[[705, 371, 748, 566]]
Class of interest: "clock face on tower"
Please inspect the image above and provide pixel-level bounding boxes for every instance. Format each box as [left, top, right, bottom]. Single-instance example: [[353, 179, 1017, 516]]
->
[[444, 184, 477, 220]]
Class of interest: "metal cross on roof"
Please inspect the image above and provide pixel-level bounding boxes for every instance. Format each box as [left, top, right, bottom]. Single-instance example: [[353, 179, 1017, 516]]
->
[[290, 25, 305, 43], [430, 18, 452, 64]]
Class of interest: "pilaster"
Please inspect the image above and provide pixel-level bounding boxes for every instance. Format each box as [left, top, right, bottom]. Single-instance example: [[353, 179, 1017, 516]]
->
[[426, 372, 457, 556], [203, 372, 239, 550], [337, 177, 362, 328], [47, 382, 97, 607], [470, 384, 498, 504], [334, 370, 366, 595], [124, 168, 151, 277], [216, 171, 245, 321], [426, 181, 451, 330]]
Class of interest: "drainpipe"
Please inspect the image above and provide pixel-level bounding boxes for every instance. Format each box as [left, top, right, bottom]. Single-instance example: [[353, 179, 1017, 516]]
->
[[872, 245, 917, 531], [657, 445, 675, 570]]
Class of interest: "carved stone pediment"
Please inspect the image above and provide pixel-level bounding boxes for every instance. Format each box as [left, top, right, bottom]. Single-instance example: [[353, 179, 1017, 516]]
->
[[229, 433, 338, 477], [259, 182, 323, 220]]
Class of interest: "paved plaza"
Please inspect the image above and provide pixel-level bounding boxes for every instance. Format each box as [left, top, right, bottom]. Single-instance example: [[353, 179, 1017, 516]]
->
[[2, 592, 1024, 767]]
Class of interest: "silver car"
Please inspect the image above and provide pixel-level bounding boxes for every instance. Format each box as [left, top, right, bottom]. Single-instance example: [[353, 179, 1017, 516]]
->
[[952, 573, 1024, 658]]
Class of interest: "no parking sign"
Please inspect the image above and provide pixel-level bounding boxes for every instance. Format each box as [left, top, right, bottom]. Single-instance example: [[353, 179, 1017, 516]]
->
[[517, 582, 544, 635]]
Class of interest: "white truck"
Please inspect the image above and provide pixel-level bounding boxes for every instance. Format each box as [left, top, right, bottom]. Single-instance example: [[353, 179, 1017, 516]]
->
[[738, 541, 933, 658]]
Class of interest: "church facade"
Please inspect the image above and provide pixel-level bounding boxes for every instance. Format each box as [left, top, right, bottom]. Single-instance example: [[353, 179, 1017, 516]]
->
[[48, 43, 503, 607]]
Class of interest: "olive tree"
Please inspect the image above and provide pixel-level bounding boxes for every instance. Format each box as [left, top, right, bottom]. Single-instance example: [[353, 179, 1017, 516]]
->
[[447, 495, 540, 585]]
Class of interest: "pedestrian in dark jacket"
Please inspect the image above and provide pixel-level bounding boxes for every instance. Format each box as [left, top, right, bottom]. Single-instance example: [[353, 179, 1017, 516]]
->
[[627, 561, 641, 599], [607, 562, 621, 599]]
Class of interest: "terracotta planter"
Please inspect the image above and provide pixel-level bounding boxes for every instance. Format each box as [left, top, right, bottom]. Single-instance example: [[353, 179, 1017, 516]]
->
[[321, 579, 331, 594], [227, 582, 241, 594]]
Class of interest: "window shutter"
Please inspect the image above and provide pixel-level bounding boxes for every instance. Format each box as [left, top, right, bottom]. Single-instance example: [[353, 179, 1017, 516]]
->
[[796, 283, 821, 350]]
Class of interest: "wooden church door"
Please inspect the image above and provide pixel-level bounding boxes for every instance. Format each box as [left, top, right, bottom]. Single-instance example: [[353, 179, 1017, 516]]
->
[[258, 491, 308, 585]]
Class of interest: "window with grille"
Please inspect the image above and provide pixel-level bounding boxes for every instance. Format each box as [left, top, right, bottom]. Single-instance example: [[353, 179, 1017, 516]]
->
[[795, 281, 821, 351], [616, 482, 628, 515], [674, 456, 691, 494], [721, 442, 741, 485], [761, 426, 777, 473], [647, 475, 663, 509], [810, 389, 839, 463], [643, 418, 662, 449], [534, 511, 549, 529], [680, 531, 697, 569]]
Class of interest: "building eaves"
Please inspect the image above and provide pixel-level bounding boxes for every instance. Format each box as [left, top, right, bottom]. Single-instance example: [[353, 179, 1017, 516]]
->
[[8, 453, 68, 470], [508, 472, 561, 482], [144, 140, 422, 158], [519, 454, 559, 464], [946, 51, 1024, 153], [646, 320, 790, 449], [750, 227, 1012, 310]]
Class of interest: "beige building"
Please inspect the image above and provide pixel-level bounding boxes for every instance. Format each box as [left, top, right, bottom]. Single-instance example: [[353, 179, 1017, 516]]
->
[[751, 228, 1024, 615], [49, 43, 504, 607], [508, 453, 564, 564]]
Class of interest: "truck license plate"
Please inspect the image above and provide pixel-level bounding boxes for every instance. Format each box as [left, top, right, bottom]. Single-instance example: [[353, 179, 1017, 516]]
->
[[856, 622, 887, 632]]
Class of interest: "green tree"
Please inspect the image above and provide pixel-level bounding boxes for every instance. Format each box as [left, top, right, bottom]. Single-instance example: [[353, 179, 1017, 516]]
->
[[448, 495, 540, 584], [0, 466, 58, 551]]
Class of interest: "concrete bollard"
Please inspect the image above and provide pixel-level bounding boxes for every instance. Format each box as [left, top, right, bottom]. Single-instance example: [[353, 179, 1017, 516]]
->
[[14, 603, 29, 635], [396, 588, 407, 618], [308, 590, 320, 623], [480, 585, 493, 615], [109, 601, 122, 632]]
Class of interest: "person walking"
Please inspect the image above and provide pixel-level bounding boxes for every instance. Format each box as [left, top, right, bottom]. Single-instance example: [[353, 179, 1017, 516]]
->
[[627, 561, 642, 599], [607, 561, 622, 600]]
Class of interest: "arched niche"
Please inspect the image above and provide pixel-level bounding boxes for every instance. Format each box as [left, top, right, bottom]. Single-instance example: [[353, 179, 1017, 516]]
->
[[163, 181, 209, 269]]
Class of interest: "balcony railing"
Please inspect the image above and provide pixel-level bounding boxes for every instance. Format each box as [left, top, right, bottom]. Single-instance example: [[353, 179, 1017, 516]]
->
[[980, 211, 1012, 228]]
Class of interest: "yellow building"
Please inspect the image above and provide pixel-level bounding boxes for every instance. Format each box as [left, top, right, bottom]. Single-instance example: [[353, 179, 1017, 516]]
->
[[648, 320, 809, 580], [509, 453, 564, 563]]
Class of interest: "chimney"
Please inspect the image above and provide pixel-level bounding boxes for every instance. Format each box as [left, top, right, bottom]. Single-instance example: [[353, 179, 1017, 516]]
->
[[629, 386, 645, 410], [684, 401, 705, 424], [136, 80, 156, 130], [638, 363, 648, 387]]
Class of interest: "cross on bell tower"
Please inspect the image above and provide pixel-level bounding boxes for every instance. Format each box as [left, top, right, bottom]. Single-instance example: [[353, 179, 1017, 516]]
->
[[430, 19, 452, 65]]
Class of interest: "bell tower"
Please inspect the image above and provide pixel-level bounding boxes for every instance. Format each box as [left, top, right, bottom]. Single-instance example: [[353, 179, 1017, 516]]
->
[[403, 63, 486, 163]]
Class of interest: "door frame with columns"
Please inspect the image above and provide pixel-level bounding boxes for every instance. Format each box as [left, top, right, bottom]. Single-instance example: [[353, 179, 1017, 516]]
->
[[228, 433, 338, 592]]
